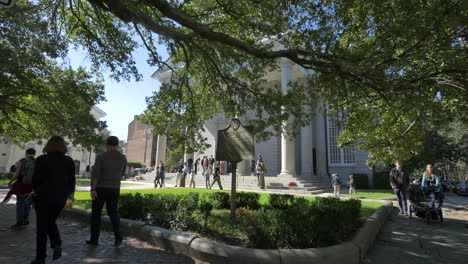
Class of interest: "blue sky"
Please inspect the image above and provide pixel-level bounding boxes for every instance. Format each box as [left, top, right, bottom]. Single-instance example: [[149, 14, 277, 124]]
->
[[66, 46, 169, 141]]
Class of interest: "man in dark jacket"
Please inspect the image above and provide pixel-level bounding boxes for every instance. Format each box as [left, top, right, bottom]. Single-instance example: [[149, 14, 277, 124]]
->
[[87, 136, 127, 247], [187, 156, 194, 171], [389, 160, 410, 215]]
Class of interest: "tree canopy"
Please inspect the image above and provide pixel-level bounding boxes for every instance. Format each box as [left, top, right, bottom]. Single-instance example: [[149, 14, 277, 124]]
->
[[4, 0, 468, 164], [0, 2, 106, 148]]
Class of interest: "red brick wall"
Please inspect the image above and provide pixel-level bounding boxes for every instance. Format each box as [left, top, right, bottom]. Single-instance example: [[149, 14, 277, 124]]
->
[[126, 116, 154, 168]]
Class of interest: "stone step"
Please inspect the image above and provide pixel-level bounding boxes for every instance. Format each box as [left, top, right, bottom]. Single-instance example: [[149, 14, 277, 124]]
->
[[141, 173, 331, 195]]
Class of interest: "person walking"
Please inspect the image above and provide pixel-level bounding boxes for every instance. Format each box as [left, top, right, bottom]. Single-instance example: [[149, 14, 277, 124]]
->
[[181, 161, 189, 187], [159, 161, 166, 187], [204, 164, 211, 189], [203, 156, 209, 175], [331, 174, 342, 198], [189, 170, 196, 188], [194, 158, 200, 174], [86, 136, 127, 247], [258, 161, 267, 189], [421, 164, 441, 193], [175, 161, 184, 187], [8, 148, 35, 228], [389, 160, 410, 215], [154, 166, 161, 188], [30, 136, 75, 264], [210, 162, 223, 190], [187, 156, 194, 172], [348, 174, 357, 195], [209, 155, 215, 167]]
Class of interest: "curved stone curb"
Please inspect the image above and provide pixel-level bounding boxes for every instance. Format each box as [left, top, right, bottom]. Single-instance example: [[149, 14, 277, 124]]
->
[[189, 238, 280, 264], [351, 201, 393, 260], [60, 201, 393, 264]]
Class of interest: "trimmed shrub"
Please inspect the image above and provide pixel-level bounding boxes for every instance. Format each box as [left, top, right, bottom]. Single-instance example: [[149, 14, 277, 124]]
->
[[127, 162, 142, 168], [118, 193, 146, 220], [242, 197, 362, 249], [373, 171, 391, 189], [268, 193, 296, 209], [236, 192, 261, 210], [209, 192, 230, 209], [118, 192, 365, 249], [0, 172, 13, 179], [352, 173, 370, 189]]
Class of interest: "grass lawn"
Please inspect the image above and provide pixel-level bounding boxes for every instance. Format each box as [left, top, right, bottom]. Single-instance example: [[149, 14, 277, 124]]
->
[[73, 188, 383, 218], [0, 179, 10, 187], [348, 189, 395, 200], [75, 179, 142, 187]]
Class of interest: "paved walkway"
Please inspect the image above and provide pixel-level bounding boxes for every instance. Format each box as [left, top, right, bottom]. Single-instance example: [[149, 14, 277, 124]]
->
[[1, 184, 466, 264], [363, 207, 468, 264], [0, 189, 192, 264]]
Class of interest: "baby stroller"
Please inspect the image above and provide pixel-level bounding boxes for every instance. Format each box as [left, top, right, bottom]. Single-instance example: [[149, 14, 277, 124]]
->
[[408, 181, 443, 224]]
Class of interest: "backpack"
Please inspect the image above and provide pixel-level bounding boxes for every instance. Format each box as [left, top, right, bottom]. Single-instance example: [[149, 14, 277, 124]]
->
[[21, 157, 35, 184]]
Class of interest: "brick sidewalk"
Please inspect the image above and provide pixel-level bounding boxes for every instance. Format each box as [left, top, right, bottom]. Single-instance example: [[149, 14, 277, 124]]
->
[[0, 192, 192, 264]]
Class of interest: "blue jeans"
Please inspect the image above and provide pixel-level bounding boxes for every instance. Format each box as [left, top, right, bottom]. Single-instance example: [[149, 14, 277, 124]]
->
[[16, 194, 31, 224], [394, 187, 408, 214], [90, 188, 120, 242]]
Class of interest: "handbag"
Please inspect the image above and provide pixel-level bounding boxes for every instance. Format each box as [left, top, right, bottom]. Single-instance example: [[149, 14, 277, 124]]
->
[[25, 192, 37, 205]]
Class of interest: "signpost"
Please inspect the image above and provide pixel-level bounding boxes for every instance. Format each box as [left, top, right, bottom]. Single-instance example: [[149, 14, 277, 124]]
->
[[216, 118, 255, 218]]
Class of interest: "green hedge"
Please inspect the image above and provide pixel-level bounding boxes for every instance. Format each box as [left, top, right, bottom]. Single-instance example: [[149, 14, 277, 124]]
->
[[0, 172, 13, 179], [241, 196, 362, 249], [268, 193, 295, 209], [208, 192, 230, 209], [352, 174, 370, 189], [236, 192, 261, 210], [127, 162, 143, 168], [373, 171, 391, 189], [118, 192, 362, 249]]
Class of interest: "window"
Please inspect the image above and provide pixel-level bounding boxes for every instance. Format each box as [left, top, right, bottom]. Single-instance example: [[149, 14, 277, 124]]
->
[[67, 147, 74, 157], [82, 151, 89, 162], [327, 117, 356, 165]]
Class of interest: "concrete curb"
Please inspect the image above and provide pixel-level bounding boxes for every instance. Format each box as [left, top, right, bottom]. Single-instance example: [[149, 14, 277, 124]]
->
[[60, 201, 393, 264], [351, 201, 393, 260]]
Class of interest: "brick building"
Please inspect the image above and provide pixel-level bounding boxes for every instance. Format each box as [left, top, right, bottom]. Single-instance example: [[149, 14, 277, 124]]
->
[[126, 115, 158, 168]]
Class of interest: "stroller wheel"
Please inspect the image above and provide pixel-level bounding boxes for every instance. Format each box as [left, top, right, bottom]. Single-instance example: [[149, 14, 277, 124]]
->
[[425, 212, 431, 224], [439, 210, 443, 222], [409, 208, 412, 219]]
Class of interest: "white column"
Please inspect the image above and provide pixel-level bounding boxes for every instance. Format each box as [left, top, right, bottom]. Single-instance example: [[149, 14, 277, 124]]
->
[[315, 102, 327, 177], [155, 135, 167, 164], [279, 60, 296, 177], [301, 124, 313, 177]]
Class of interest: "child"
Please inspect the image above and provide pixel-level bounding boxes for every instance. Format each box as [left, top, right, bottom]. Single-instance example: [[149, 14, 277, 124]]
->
[[331, 174, 342, 198], [189, 170, 196, 188], [348, 174, 357, 195]]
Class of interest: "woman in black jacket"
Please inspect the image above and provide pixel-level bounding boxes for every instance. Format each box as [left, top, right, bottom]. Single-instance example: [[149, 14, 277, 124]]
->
[[31, 136, 75, 264]]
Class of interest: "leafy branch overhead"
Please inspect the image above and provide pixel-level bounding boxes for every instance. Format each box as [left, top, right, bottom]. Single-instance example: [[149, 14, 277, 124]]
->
[[0, 1, 106, 148], [6, 0, 468, 164]]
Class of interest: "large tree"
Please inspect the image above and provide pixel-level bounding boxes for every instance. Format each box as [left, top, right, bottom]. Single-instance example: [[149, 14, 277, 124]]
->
[[11, 0, 468, 164], [0, 1, 106, 148]]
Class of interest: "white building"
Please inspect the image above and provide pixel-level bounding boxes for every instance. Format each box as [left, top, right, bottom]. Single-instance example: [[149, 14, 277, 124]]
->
[[0, 106, 106, 175], [151, 59, 372, 181]]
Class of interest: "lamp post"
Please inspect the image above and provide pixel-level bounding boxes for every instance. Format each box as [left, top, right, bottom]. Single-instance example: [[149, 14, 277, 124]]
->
[[143, 127, 151, 167]]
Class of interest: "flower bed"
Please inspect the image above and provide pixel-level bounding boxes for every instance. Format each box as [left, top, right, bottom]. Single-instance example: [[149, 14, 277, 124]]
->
[[118, 192, 363, 249]]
